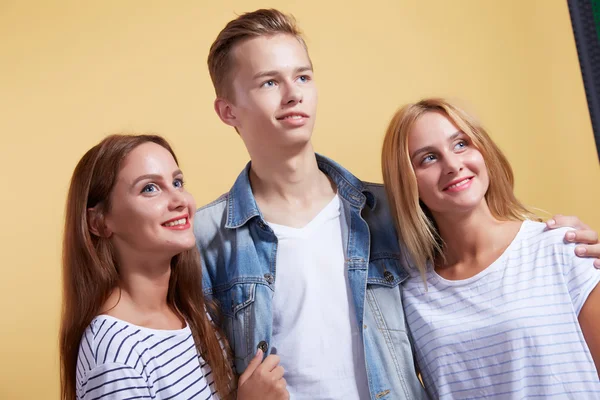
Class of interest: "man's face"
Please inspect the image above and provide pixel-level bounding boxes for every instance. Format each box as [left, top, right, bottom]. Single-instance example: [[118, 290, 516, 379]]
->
[[226, 34, 318, 154]]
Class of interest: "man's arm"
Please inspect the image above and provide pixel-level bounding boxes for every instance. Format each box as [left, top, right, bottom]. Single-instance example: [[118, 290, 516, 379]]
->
[[546, 215, 600, 268]]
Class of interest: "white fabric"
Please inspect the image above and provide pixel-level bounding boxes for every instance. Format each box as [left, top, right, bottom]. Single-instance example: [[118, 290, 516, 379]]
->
[[402, 220, 600, 399], [269, 194, 370, 399]]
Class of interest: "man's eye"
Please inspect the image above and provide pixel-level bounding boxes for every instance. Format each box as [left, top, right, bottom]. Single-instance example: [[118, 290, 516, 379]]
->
[[262, 80, 276, 88]]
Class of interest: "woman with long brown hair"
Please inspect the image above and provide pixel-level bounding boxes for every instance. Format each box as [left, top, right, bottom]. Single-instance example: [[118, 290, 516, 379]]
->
[[382, 98, 600, 398], [60, 134, 288, 400]]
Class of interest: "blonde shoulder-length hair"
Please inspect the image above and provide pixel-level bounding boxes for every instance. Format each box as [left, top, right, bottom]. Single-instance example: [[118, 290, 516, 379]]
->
[[381, 98, 536, 276]]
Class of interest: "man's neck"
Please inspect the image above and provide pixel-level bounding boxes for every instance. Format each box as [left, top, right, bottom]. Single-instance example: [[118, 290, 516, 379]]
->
[[249, 143, 336, 228]]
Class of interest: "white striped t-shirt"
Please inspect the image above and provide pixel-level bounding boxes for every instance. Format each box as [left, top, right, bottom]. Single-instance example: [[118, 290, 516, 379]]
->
[[402, 220, 600, 399], [76, 315, 219, 400]]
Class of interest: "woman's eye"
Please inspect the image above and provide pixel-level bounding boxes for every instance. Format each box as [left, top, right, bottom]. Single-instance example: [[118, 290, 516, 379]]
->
[[141, 183, 159, 193], [173, 178, 184, 189], [298, 75, 311, 83], [422, 154, 436, 164], [455, 140, 468, 150]]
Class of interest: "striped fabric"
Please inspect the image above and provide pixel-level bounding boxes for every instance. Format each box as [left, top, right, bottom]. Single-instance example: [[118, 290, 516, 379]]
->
[[76, 315, 219, 400], [402, 220, 600, 399]]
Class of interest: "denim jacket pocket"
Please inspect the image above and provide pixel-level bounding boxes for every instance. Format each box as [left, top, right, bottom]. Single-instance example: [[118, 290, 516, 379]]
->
[[213, 282, 256, 367], [368, 256, 407, 286], [366, 256, 409, 332]]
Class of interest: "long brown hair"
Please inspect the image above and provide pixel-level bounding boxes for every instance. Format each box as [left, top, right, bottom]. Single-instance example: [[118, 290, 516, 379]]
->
[[60, 134, 234, 399], [382, 98, 536, 277]]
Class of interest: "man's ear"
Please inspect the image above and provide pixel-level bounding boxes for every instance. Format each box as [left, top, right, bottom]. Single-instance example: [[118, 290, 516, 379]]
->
[[214, 97, 240, 129], [87, 206, 112, 238]]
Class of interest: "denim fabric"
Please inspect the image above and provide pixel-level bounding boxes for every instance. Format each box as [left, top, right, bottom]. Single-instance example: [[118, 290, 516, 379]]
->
[[194, 154, 427, 399]]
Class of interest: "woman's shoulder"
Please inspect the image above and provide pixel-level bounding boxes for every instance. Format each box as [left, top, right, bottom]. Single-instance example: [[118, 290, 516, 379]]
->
[[510, 220, 582, 270], [77, 315, 132, 371], [86, 314, 129, 336], [516, 220, 574, 248], [79, 314, 192, 369]]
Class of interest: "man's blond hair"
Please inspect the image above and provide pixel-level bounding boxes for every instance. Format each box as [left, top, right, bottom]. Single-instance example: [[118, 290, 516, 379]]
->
[[207, 9, 308, 101]]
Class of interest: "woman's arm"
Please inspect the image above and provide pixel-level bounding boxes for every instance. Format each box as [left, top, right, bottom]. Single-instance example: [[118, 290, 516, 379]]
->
[[557, 228, 600, 377], [579, 284, 600, 378], [79, 363, 152, 400]]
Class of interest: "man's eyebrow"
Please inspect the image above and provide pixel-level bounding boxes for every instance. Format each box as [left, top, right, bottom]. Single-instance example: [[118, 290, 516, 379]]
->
[[253, 66, 313, 80]]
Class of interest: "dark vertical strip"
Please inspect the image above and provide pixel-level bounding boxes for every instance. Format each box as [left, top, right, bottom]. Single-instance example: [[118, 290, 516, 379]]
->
[[568, 0, 600, 162]]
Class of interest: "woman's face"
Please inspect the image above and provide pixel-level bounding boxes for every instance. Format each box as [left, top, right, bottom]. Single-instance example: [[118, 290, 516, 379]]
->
[[103, 142, 197, 261], [407, 111, 489, 217]]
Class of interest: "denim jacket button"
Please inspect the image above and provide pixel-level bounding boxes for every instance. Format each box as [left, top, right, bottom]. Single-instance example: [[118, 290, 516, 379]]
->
[[257, 340, 268, 353], [264, 273, 274, 284], [383, 271, 394, 283]]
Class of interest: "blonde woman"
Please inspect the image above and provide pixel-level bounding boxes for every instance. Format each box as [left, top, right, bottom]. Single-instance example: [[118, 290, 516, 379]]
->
[[381, 98, 600, 399]]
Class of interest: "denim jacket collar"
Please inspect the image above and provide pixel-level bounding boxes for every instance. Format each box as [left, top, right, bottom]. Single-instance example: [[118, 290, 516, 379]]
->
[[225, 153, 377, 229]]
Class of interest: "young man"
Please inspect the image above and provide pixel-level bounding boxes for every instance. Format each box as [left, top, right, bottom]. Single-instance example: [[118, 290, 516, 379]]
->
[[195, 9, 600, 399]]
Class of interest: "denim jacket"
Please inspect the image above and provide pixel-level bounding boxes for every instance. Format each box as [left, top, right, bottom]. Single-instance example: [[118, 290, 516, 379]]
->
[[194, 154, 427, 400]]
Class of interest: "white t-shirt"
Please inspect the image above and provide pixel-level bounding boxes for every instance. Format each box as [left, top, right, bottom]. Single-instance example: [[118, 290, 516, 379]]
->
[[402, 220, 600, 399], [76, 314, 220, 400], [269, 194, 370, 399]]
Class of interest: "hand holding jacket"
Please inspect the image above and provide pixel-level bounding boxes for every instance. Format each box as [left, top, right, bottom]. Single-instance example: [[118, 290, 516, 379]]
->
[[237, 349, 289, 400]]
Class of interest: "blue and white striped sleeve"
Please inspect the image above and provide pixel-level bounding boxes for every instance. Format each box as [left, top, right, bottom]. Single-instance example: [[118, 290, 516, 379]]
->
[[561, 241, 600, 315], [78, 363, 153, 400]]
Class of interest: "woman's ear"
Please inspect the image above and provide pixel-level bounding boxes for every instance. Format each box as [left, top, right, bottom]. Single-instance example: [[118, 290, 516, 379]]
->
[[87, 206, 112, 238]]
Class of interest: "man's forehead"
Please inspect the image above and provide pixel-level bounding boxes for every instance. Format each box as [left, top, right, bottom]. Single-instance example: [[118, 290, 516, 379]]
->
[[231, 34, 310, 74]]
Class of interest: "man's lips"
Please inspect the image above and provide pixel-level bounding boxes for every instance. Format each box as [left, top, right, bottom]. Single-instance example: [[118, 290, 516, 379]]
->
[[276, 111, 309, 120]]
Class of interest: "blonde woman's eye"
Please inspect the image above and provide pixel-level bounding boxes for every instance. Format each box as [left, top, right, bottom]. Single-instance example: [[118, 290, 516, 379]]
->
[[455, 141, 468, 150], [422, 154, 436, 164]]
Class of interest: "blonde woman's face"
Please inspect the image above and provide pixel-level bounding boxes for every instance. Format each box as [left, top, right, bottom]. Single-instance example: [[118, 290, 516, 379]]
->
[[407, 111, 489, 216]]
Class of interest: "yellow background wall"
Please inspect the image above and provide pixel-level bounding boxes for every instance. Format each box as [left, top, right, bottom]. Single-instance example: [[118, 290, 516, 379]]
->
[[1, 1, 598, 398]]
